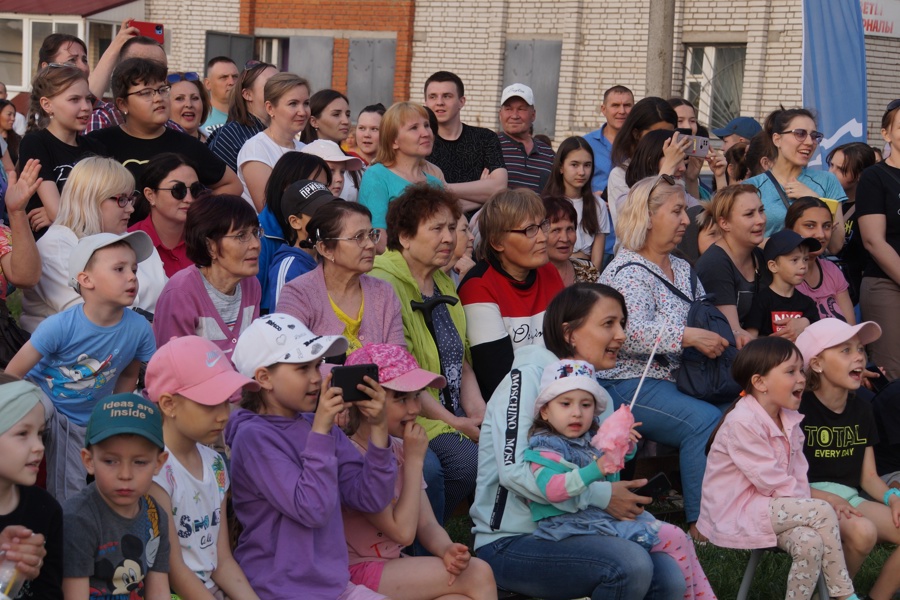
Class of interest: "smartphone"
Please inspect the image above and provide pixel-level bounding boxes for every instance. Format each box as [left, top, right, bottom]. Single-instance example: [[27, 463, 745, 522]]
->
[[682, 134, 710, 157], [866, 362, 891, 395], [331, 364, 379, 402], [127, 20, 165, 44], [631, 472, 672, 506]]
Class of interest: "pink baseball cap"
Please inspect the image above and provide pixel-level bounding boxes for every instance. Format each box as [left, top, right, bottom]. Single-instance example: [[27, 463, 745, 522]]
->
[[795, 318, 882, 368], [145, 336, 260, 405], [345, 344, 445, 392]]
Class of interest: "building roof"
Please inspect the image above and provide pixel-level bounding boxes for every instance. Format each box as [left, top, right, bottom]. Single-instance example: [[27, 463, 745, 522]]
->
[[0, 0, 132, 16]]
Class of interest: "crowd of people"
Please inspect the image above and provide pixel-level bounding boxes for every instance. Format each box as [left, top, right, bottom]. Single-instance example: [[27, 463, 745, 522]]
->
[[1, 19, 900, 600]]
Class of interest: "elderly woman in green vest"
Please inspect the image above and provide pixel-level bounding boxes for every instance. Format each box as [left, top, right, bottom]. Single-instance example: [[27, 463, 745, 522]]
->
[[371, 182, 483, 524]]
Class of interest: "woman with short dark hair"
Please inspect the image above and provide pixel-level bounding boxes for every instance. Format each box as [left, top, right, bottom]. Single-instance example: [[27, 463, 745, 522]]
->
[[371, 182, 481, 522], [153, 194, 261, 356]]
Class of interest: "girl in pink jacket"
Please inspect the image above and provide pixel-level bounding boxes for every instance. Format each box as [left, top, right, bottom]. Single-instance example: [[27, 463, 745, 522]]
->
[[698, 337, 860, 600]]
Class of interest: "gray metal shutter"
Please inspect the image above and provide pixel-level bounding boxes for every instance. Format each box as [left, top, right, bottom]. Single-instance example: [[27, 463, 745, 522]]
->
[[287, 36, 334, 93], [348, 38, 396, 113], [204, 32, 254, 69], [502, 39, 562, 137]]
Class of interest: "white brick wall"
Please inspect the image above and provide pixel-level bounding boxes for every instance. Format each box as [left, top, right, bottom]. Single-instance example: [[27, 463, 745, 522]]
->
[[145, 0, 241, 73], [865, 35, 899, 147]]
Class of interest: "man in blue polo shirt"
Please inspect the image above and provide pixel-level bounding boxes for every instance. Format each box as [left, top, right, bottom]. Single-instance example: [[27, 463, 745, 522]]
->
[[496, 83, 555, 193], [584, 85, 634, 195]]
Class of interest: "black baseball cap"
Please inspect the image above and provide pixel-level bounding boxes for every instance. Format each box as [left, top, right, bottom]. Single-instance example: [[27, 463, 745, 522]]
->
[[763, 229, 822, 263], [280, 179, 336, 220]]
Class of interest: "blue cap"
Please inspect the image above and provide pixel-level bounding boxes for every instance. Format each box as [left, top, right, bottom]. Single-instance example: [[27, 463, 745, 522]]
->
[[712, 116, 762, 140], [85, 393, 164, 449]]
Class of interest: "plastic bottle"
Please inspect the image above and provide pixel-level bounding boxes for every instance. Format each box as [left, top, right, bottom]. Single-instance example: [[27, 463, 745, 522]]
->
[[0, 555, 23, 600]]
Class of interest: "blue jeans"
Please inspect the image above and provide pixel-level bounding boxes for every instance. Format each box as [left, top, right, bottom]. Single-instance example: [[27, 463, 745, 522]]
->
[[599, 378, 722, 523], [412, 448, 445, 556], [477, 533, 686, 600]]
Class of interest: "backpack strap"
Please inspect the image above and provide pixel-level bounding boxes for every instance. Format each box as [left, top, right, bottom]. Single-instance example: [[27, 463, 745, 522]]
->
[[764, 170, 791, 210], [615, 261, 693, 304]]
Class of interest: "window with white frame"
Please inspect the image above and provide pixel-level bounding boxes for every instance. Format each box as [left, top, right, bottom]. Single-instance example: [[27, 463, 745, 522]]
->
[[0, 16, 83, 91], [682, 45, 746, 130]]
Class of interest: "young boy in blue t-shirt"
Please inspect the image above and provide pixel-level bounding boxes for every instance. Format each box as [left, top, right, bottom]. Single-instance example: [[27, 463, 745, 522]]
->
[[7, 231, 157, 501]]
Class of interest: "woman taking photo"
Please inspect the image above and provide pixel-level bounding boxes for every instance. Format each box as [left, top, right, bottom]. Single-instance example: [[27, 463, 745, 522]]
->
[[17, 64, 105, 236], [237, 73, 311, 211], [359, 102, 444, 238], [472, 283, 686, 600], [599, 175, 729, 538], [458, 189, 564, 399], [129, 153, 205, 278], [371, 183, 482, 521], [695, 184, 767, 348], [857, 100, 900, 379], [542, 196, 597, 285], [208, 60, 278, 172], [153, 194, 261, 357], [607, 97, 679, 220], [20, 156, 167, 332], [350, 103, 386, 165], [166, 72, 210, 142], [275, 201, 404, 359], [745, 108, 847, 249], [543, 136, 610, 269], [87, 58, 241, 224], [301, 89, 361, 200]]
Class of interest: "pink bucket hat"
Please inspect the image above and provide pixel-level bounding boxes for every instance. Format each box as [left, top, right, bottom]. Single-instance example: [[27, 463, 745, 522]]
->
[[795, 318, 882, 368], [534, 359, 608, 417], [145, 336, 259, 405], [345, 344, 445, 392]]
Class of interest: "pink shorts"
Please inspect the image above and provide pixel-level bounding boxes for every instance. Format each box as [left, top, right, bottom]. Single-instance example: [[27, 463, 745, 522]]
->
[[348, 560, 388, 594], [337, 579, 387, 600]]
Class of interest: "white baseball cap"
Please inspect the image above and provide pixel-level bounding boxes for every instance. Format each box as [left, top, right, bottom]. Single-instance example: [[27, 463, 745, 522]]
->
[[232, 313, 349, 377], [501, 83, 535, 106], [68, 231, 154, 290], [302, 140, 364, 171]]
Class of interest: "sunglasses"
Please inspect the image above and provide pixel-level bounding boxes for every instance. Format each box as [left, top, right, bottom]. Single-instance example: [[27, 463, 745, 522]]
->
[[244, 60, 275, 71], [780, 128, 824, 144], [888, 99, 900, 112], [107, 191, 140, 208], [649, 173, 677, 196], [155, 181, 207, 200], [166, 72, 200, 84]]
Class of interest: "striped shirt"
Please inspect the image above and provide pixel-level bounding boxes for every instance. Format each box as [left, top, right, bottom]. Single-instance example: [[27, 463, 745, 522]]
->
[[208, 115, 266, 173], [497, 132, 555, 193]]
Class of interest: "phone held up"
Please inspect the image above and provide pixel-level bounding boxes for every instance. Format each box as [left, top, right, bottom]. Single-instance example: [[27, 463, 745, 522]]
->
[[331, 363, 379, 402], [127, 20, 165, 44]]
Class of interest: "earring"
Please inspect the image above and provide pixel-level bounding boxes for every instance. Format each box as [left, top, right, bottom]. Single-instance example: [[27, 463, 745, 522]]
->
[[330, 255, 335, 263]]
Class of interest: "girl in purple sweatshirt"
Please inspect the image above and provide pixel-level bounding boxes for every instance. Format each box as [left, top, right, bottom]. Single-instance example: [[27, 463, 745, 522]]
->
[[225, 314, 397, 600]]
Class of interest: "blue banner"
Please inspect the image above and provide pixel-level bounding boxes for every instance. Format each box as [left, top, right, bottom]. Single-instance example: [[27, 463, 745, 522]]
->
[[802, 0, 868, 168]]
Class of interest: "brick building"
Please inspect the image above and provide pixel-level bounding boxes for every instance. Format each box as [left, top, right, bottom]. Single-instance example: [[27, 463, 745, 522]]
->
[[0, 0, 896, 144]]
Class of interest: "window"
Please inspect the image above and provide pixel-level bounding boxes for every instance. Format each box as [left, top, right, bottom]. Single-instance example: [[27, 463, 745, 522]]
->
[[256, 37, 286, 69], [682, 45, 746, 130], [0, 18, 23, 86], [205, 31, 254, 73]]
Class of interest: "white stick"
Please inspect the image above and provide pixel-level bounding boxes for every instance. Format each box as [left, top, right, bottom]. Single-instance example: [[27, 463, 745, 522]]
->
[[629, 333, 663, 410]]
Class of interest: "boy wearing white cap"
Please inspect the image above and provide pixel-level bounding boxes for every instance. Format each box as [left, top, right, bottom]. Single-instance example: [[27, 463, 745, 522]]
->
[[6, 231, 157, 501]]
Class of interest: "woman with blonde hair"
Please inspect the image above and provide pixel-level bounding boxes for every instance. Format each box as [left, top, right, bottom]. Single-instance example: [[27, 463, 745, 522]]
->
[[20, 156, 167, 331], [237, 72, 311, 211], [359, 101, 445, 234], [599, 175, 730, 540]]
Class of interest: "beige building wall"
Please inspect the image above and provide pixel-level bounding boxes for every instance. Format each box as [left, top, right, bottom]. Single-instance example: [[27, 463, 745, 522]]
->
[[146, 0, 241, 73]]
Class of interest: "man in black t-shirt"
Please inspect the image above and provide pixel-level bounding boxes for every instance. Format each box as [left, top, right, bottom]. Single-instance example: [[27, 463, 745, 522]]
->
[[424, 71, 507, 213]]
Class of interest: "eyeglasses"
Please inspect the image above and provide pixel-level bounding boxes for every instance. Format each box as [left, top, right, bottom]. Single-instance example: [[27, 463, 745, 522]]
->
[[107, 191, 140, 208], [244, 60, 275, 71], [887, 99, 900, 112], [780, 129, 824, 144], [126, 85, 171, 100], [323, 229, 381, 247], [505, 218, 550, 238], [155, 181, 206, 200], [47, 62, 80, 70], [166, 72, 200, 84], [221, 227, 263, 244], [649, 173, 677, 196]]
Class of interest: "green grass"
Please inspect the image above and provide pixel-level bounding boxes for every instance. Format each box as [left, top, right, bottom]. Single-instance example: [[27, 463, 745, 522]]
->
[[444, 513, 896, 599]]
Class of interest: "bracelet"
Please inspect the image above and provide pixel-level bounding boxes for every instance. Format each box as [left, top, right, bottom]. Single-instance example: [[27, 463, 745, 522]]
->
[[883, 488, 900, 506]]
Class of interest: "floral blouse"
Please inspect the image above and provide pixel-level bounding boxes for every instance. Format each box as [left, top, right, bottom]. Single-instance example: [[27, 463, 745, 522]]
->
[[0, 226, 12, 301], [598, 249, 703, 382]]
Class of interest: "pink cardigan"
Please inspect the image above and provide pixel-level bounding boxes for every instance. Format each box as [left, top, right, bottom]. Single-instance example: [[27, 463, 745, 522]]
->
[[697, 395, 810, 549], [275, 264, 405, 350]]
